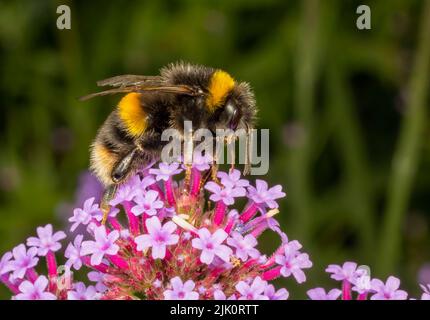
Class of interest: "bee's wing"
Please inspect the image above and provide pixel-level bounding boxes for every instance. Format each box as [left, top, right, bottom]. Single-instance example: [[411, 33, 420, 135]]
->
[[96, 75, 163, 87], [79, 84, 200, 101]]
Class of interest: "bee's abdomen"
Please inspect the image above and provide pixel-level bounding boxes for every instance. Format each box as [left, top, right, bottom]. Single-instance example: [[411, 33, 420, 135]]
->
[[90, 141, 119, 186], [90, 111, 134, 186]]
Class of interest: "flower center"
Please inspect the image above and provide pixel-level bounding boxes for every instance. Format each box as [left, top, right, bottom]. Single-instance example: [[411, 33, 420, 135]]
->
[[155, 233, 166, 244]]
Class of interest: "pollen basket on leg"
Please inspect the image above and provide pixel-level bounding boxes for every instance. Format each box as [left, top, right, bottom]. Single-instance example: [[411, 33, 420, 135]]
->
[[206, 70, 235, 112], [118, 93, 148, 137]]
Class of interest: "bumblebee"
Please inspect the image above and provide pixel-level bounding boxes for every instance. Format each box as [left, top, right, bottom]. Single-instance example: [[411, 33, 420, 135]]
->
[[81, 62, 257, 222]]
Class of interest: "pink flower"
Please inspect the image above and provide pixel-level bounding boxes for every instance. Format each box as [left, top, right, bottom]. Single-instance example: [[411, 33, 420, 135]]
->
[[264, 284, 289, 300], [87, 271, 107, 293], [326, 262, 365, 283], [213, 289, 237, 300], [149, 162, 182, 181], [131, 190, 164, 216], [69, 197, 100, 232], [236, 277, 269, 300], [192, 228, 232, 264], [190, 152, 213, 171], [307, 288, 342, 300], [352, 274, 372, 294], [370, 276, 408, 300], [0, 252, 13, 276], [218, 169, 249, 189], [163, 277, 199, 300], [275, 242, 312, 283], [205, 182, 245, 205], [247, 180, 286, 209], [81, 226, 120, 265], [92, 206, 119, 222], [26, 224, 66, 256], [131, 175, 156, 191], [67, 282, 100, 300], [134, 216, 179, 259], [227, 232, 260, 262], [65, 234, 84, 270], [420, 284, 430, 300], [109, 175, 155, 206], [15, 276, 56, 300], [10, 244, 39, 279]]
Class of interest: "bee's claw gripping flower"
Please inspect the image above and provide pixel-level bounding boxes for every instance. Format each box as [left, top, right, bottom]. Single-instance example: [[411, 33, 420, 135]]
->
[[0, 160, 422, 300]]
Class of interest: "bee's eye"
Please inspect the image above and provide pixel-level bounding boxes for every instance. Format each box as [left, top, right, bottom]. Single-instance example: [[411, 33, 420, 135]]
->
[[225, 101, 241, 130]]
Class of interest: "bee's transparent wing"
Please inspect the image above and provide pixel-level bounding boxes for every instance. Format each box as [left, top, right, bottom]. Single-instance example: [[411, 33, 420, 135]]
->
[[96, 75, 163, 87], [80, 74, 204, 101], [79, 84, 200, 101]]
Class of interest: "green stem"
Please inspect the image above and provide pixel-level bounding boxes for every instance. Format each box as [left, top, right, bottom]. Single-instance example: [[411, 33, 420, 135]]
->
[[377, 0, 430, 275], [327, 66, 375, 257], [288, 0, 321, 245]]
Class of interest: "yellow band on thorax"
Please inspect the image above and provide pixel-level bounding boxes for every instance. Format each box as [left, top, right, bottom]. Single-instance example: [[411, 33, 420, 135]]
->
[[118, 92, 147, 137], [206, 70, 235, 112]]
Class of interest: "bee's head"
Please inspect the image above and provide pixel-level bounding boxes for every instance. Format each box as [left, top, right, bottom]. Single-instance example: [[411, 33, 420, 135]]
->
[[206, 70, 257, 131]]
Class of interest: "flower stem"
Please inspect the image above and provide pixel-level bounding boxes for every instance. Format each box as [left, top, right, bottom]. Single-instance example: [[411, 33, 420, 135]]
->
[[250, 223, 267, 238], [190, 169, 201, 197], [0, 275, 19, 294], [26, 268, 38, 283], [108, 217, 122, 231], [342, 280, 352, 300], [239, 202, 259, 223], [123, 201, 140, 236], [109, 255, 129, 270], [165, 178, 176, 206], [213, 201, 227, 226], [357, 293, 368, 300], [224, 217, 236, 234], [262, 266, 282, 281], [46, 251, 58, 292], [150, 184, 165, 201]]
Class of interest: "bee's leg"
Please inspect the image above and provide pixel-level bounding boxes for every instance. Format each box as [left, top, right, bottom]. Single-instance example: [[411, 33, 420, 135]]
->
[[101, 148, 138, 224], [211, 163, 220, 184], [211, 139, 220, 184], [101, 184, 118, 225], [111, 148, 138, 183], [229, 139, 236, 173], [184, 163, 192, 192], [243, 124, 252, 176]]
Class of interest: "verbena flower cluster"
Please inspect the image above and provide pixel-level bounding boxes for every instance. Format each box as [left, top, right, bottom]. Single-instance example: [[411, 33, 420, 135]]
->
[[0, 158, 428, 300]]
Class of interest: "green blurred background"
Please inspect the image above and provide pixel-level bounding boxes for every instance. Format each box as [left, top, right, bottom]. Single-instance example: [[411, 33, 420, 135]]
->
[[1, 0, 430, 299]]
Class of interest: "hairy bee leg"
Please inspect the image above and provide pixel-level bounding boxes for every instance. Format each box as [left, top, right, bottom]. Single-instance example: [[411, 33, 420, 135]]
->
[[101, 184, 118, 225], [211, 163, 220, 184], [102, 148, 139, 224], [111, 148, 138, 183]]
